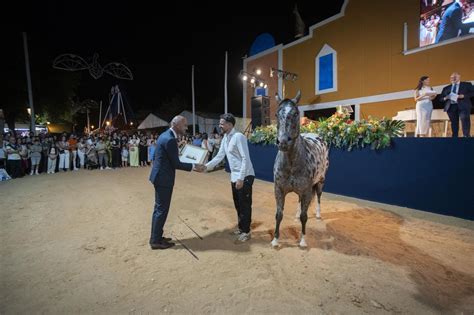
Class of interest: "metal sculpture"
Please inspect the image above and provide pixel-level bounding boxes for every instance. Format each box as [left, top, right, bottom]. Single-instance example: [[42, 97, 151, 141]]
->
[[53, 53, 133, 80]]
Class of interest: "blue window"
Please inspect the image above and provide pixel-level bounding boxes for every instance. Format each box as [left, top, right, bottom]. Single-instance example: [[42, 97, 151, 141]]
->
[[319, 54, 333, 90], [315, 44, 337, 95], [255, 87, 267, 96]]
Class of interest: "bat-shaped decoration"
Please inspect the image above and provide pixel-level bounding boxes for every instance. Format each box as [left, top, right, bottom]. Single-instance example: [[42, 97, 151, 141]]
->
[[53, 53, 133, 80]]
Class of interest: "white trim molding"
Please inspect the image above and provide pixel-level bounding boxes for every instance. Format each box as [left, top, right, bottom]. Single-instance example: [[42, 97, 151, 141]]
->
[[403, 22, 408, 52], [354, 104, 360, 121], [278, 46, 283, 98], [404, 34, 474, 55], [299, 81, 474, 119], [315, 44, 338, 95]]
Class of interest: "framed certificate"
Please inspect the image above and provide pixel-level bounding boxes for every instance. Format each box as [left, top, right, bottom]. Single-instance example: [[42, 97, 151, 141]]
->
[[179, 144, 208, 164]]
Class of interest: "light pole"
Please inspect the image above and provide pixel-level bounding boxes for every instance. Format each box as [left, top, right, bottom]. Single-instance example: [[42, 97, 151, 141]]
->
[[224, 51, 228, 114], [87, 108, 90, 134], [23, 32, 35, 134], [192, 65, 196, 136]]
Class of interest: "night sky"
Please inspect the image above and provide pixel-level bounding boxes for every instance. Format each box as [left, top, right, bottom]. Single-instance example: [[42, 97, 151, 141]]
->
[[6, 1, 344, 122]]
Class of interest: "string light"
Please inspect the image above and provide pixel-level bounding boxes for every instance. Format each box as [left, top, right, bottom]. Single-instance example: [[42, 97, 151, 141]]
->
[[239, 70, 268, 89]]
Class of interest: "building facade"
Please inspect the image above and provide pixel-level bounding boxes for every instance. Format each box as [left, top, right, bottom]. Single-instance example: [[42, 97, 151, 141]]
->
[[243, 0, 474, 134]]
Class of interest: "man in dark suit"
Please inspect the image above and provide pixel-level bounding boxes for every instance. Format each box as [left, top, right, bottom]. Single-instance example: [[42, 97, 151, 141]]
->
[[149, 115, 204, 249], [440, 72, 474, 137], [435, 0, 472, 43]]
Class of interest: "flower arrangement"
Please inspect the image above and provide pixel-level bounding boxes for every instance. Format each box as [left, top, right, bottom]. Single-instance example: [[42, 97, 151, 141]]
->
[[248, 124, 277, 145], [249, 110, 405, 151]]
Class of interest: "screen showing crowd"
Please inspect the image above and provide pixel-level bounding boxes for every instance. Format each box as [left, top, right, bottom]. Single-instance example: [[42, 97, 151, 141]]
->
[[420, 0, 474, 47]]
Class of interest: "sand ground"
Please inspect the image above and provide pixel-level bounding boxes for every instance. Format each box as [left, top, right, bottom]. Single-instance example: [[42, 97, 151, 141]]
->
[[1, 167, 473, 314]]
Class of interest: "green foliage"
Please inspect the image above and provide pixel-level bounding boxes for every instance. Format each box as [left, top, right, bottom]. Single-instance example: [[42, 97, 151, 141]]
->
[[249, 110, 405, 151], [249, 124, 277, 145]]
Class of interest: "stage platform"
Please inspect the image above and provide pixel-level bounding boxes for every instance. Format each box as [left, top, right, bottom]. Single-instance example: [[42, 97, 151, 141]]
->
[[242, 138, 474, 220]]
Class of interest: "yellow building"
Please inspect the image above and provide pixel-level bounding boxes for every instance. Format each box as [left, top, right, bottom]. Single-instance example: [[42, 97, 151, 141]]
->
[[243, 0, 474, 135]]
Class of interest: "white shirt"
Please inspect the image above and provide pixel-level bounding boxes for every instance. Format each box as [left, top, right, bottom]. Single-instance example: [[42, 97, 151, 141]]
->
[[129, 138, 139, 146], [206, 128, 254, 182], [170, 128, 178, 139]]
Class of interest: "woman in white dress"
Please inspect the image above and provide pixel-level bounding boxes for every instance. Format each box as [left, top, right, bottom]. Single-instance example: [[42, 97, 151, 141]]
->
[[77, 137, 87, 169], [414, 76, 436, 137], [128, 134, 140, 167], [420, 20, 428, 46], [58, 136, 70, 171]]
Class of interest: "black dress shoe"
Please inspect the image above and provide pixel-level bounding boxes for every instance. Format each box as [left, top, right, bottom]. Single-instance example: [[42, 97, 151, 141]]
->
[[150, 241, 175, 250]]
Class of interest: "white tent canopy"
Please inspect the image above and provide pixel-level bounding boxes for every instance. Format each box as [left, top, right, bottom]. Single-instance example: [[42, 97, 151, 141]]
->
[[179, 110, 220, 135], [138, 113, 169, 130]]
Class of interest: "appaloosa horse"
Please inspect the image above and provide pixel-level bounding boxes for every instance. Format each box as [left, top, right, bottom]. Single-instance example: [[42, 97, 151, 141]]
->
[[271, 91, 329, 248]]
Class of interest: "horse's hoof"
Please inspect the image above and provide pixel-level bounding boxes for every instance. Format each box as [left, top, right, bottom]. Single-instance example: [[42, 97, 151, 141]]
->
[[271, 238, 279, 248], [316, 216, 322, 221], [299, 239, 307, 248]]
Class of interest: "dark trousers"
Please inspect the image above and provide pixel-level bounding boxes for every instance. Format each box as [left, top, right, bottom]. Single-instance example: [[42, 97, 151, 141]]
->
[[40, 152, 48, 173], [231, 176, 254, 233], [112, 148, 121, 168], [7, 160, 23, 178], [447, 103, 471, 137], [150, 184, 173, 244]]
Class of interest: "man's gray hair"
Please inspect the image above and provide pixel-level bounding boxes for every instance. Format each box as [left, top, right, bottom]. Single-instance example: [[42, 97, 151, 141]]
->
[[171, 115, 186, 127]]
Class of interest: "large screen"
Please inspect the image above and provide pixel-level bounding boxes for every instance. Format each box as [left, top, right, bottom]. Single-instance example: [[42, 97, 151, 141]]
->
[[420, 0, 474, 47]]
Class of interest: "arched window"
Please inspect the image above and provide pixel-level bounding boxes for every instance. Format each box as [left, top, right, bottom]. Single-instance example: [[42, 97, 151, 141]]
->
[[315, 44, 337, 94]]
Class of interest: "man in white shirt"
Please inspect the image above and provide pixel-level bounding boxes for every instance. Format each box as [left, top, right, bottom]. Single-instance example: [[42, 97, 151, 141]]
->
[[204, 114, 255, 243]]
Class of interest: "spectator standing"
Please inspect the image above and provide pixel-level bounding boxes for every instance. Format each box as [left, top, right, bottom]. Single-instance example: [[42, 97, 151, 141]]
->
[[121, 144, 129, 167], [58, 136, 70, 172], [6, 138, 23, 178], [29, 138, 42, 175], [68, 135, 78, 171], [96, 138, 108, 170], [47, 145, 58, 174]]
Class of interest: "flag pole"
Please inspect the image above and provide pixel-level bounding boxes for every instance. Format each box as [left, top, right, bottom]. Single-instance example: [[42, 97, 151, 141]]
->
[[22, 32, 35, 134], [224, 51, 228, 114], [192, 65, 196, 136]]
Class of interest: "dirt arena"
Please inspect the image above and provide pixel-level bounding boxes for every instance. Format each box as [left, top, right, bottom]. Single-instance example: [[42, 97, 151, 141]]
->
[[1, 167, 473, 314]]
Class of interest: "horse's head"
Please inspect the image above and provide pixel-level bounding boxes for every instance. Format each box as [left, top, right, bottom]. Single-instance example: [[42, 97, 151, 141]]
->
[[275, 90, 301, 152]]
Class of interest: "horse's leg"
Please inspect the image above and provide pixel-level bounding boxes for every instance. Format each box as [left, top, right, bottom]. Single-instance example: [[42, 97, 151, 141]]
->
[[299, 191, 312, 248], [272, 187, 285, 248], [294, 199, 301, 221], [315, 181, 324, 220]]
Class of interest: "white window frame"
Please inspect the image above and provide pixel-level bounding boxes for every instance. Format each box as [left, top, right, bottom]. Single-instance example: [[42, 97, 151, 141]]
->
[[315, 44, 338, 95]]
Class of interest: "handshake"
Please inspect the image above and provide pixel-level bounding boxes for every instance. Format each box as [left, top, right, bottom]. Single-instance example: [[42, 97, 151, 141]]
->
[[193, 164, 207, 172]]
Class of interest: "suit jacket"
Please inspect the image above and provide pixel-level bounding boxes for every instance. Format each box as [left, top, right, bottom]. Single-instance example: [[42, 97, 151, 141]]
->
[[439, 81, 474, 112], [149, 129, 193, 187], [435, 2, 463, 43]]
